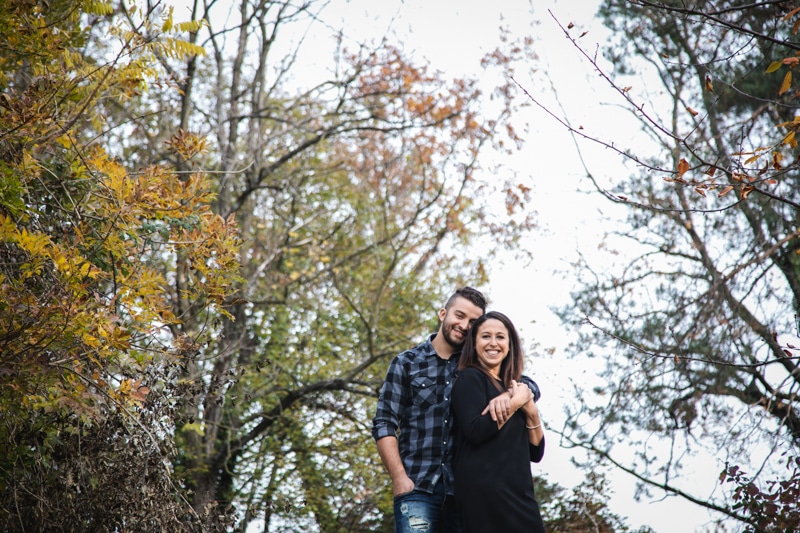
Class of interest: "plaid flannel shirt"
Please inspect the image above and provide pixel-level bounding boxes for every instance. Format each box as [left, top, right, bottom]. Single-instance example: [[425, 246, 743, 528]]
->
[[372, 333, 542, 496], [372, 334, 457, 494]]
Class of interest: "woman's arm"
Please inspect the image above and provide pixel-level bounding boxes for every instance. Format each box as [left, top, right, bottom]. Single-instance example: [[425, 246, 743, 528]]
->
[[519, 395, 545, 462], [451, 369, 501, 445]]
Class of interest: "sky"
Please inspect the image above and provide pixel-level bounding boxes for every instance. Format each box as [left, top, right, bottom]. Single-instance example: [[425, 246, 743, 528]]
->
[[184, 0, 732, 530]]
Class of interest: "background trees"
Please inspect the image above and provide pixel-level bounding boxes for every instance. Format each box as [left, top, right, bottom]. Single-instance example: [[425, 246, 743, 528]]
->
[[142, 1, 536, 528], [0, 0, 542, 531], [535, 1, 800, 530]]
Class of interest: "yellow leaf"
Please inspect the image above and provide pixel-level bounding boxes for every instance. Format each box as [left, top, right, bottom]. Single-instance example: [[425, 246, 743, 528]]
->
[[766, 61, 783, 73], [161, 7, 174, 32], [785, 130, 797, 148], [677, 158, 690, 177], [779, 71, 792, 96]]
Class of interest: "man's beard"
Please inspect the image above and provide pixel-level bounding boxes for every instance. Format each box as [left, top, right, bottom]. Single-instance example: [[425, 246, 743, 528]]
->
[[442, 322, 466, 348]]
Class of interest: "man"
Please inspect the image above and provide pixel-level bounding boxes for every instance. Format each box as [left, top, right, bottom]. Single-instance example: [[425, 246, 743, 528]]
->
[[372, 287, 540, 533]]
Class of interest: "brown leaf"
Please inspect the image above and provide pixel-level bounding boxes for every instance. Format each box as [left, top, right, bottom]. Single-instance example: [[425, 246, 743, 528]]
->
[[705, 75, 713, 92], [718, 185, 734, 198], [677, 158, 690, 177], [686, 106, 698, 116]]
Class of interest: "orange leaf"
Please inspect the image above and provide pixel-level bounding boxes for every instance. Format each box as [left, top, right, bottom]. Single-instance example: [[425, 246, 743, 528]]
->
[[686, 106, 698, 116], [705, 75, 713, 92], [718, 185, 734, 198], [782, 6, 800, 21], [779, 71, 792, 96], [677, 158, 690, 177], [782, 57, 800, 66]]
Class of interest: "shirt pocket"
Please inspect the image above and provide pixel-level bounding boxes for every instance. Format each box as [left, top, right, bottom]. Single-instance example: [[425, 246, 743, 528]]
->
[[411, 376, 438, 409]]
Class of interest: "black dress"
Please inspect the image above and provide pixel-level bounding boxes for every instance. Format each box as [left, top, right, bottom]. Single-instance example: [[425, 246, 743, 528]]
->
[[451, 367, 546, 533]]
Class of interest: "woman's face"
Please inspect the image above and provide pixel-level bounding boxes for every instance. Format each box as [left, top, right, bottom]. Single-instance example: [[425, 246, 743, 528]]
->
[[475, 318, 509, 378]]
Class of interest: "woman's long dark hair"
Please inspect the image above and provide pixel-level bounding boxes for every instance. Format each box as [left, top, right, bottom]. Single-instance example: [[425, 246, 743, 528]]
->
[[458, 311, 524, 390]]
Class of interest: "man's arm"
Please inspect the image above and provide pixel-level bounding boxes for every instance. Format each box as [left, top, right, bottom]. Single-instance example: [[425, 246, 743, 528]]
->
[[372, 355, 413, 496], [375, 436, 415, 497]]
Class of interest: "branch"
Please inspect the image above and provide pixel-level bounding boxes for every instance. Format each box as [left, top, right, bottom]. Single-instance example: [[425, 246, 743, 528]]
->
[[554, 426, 754, 526]]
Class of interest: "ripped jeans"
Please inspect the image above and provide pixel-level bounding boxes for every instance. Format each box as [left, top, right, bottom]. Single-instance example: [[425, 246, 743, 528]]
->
[[393, 482, 460, 533]]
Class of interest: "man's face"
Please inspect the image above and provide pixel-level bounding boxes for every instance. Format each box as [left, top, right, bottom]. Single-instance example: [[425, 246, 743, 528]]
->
[[438, 296, 484, 349]]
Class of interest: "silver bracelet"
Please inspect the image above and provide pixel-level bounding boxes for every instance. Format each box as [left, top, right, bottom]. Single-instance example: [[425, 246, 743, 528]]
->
[[526, 423, 540, 430]]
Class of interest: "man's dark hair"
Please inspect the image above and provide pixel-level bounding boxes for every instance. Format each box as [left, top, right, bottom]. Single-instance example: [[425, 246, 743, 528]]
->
[[444, 286, 487, 312]]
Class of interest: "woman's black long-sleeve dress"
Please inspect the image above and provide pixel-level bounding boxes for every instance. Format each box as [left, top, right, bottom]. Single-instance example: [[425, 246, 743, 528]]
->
[[451, 367, 546, 533]]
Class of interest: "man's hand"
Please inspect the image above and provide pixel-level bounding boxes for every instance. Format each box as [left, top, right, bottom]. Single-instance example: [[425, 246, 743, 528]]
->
[[392, 475, 415, 497], [509, 379, 533, 407]]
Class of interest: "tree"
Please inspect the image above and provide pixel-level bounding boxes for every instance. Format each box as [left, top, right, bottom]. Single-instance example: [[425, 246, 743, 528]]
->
[[523, 0, 800, 530], [0, 0, 240, 530], [101, 0, 537, 530], [537, 471, 655, 533]]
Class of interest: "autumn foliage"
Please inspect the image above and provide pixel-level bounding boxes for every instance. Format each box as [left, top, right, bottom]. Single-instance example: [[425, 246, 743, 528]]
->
[[0, 0, 239, 529]]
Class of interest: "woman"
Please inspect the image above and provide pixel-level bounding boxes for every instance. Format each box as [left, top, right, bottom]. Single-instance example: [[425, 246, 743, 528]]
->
[[451, 310, 546, 533]]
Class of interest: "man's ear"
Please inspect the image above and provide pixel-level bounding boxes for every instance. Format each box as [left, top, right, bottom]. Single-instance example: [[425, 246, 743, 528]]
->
[[437, 307, 447, 323]]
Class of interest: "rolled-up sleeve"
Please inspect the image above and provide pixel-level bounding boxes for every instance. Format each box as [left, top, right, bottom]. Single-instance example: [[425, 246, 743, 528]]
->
[[520, 375, 541, 402], [372, 356, 406, 441]]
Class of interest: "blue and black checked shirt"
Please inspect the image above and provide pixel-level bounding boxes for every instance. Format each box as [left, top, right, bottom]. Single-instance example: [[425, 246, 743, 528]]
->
[[372, 333, 541, 497]]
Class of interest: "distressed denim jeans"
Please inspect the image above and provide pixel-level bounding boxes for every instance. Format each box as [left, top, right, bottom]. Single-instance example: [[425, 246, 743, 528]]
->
[[393, 483, 460, 533]]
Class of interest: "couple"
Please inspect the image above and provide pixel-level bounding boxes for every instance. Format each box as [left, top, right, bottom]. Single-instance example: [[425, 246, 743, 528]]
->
[[372, 287, 546, 533]]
